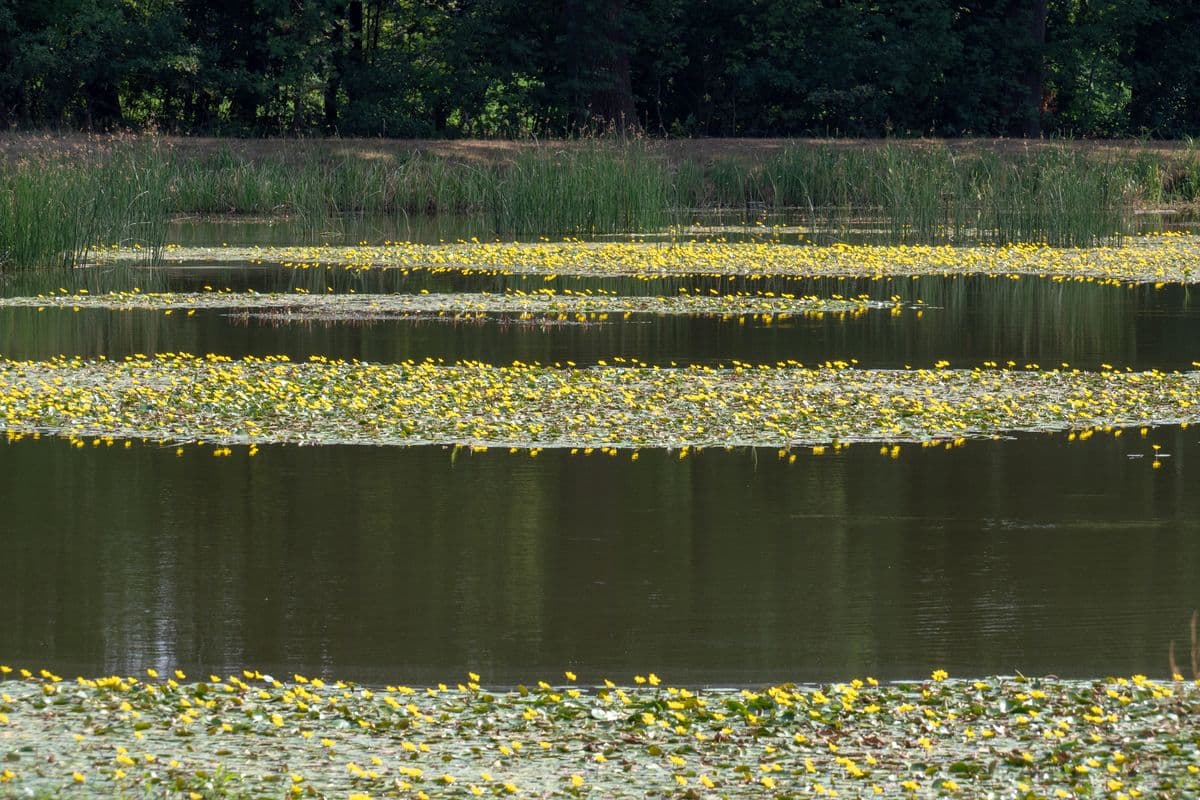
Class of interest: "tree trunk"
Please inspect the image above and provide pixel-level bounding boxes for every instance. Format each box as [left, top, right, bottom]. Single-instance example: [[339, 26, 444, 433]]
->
[[324, 4, 344, 131], [588, 0, 637, 132], [1022, 0, 1047, 137], [563, 0, 638, 132], [324, 1, 363, 133], [346, 0, 363, 103], [84, 79, 122, 130]]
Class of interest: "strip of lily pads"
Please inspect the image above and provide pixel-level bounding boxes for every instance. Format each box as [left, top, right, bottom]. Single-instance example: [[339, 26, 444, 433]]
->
[[1, 356, 1198, 449], [0, 290, 899, 319], [112, 235, 1200, 284], [0, 668, 1196, 798]]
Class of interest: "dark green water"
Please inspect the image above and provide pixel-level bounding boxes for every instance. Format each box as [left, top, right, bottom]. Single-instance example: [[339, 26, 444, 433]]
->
[[1, 274, 1197, 370], [1, 252, 1199, 685], [1, 433, 1196, 685]]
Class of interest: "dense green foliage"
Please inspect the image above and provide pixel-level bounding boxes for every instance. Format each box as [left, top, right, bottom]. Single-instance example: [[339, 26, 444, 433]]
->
[[1, 0, 1198, 138]]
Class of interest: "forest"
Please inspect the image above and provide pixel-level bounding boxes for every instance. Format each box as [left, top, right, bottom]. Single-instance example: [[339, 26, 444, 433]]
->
[[2, 0, 1199, 139]]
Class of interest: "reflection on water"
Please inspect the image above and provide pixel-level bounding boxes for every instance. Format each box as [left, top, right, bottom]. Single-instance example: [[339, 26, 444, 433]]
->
[[167, 214, 500, 248], [1, 274, 1197, 370], [0, 433, 1195, 684], [1, 225, 1199, 684], [164, 210, 1198, 249]]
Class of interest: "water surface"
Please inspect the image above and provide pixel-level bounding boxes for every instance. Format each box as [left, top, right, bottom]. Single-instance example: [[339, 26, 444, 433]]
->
[[1, 432, 1195, 685], [1, 230, 1198, 685], [2, 272, 1198, 370]]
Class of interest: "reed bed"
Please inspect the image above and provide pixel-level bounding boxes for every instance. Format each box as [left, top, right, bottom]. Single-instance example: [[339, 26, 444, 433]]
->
[[0, 147, 170, 270], [3, 139, 1200, 270]]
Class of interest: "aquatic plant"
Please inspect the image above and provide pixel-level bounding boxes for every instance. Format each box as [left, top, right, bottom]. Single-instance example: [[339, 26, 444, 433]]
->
[[1, 355, 1198, 451], [140, 234, 1200, 285], [757, 145, 1143, 245], [5, 139, 1200, 270], [1170, 611, 1199, 681], [0, 288, 901, 322], [0, 147, 170, 270], [491, 147, 672, 235], [0, 667, 1195, 798]]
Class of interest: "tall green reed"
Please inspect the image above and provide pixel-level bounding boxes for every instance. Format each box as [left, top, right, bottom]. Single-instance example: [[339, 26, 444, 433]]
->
[[1, 144, 170, 270], [4, 138, 1199, 271], [756, 144, 1151, 245], [491, 145, 671, 234]]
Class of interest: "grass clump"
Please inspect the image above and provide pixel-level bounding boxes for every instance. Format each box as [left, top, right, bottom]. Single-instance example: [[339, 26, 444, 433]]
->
[[4, 137, 1200, 270], [493, 146, 671, 235], [0, 145, 170, 270], [756, 145, 1143, 245]]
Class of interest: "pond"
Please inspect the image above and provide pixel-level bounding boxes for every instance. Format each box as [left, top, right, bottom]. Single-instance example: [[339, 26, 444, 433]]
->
[[1, 226, 1198, 686]]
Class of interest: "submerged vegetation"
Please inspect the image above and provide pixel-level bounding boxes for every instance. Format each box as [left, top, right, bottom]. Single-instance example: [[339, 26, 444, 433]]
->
[[1, 355, 1198, 451], [0, 668, 1196, 798], [147, 234, 1200, 285], [4, 138, 1200, 271], [0, 289, 900, 323]]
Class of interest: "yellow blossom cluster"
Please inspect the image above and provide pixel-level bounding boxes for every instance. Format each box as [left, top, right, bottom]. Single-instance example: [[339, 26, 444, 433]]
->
[[0, 354, 1197, 449], [0, 666, 1195, 798], [141, 235, 1200, 284]]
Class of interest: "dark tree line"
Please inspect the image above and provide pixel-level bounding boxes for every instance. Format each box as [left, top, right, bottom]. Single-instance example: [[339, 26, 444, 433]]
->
[[1, 0, 1198, 138]]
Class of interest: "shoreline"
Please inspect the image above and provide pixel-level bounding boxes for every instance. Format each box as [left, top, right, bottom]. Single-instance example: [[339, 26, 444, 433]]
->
[[7, 135, 1197, 270]]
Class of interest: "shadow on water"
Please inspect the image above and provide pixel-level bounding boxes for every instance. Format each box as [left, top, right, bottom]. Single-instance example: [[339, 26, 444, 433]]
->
[[0, 431, 1195, 685]]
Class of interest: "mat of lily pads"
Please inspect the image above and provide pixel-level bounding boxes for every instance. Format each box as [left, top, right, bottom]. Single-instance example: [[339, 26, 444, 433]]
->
[[0, 290, 898, 321], [121, 234, 1200, 284], [0, 669, 1196, 798], [0, 356, 1198, 449]]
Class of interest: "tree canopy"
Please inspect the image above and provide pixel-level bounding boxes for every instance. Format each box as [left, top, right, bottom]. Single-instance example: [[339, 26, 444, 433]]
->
[[1, 0, 1198, 138]]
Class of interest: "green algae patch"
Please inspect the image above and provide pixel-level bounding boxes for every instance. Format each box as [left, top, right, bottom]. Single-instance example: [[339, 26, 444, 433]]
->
[[0, 668, 1196, 798], [1, 356, 1199, 450], [0, 289, 899, 322], [125, 234, 1200, 285]]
